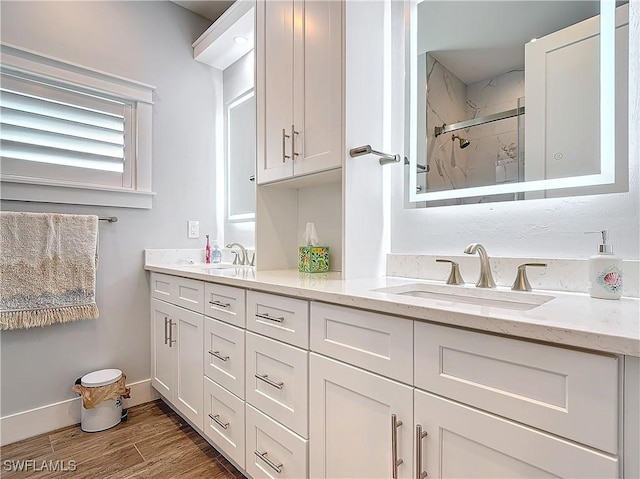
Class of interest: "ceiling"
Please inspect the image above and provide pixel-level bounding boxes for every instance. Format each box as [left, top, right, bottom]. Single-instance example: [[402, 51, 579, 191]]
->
[[171, 0, 235, 22]]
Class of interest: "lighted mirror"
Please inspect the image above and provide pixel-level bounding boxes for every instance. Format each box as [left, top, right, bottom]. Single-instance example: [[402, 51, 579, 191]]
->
[[407, 0, 629, 206], [227, 89, 256, 221]]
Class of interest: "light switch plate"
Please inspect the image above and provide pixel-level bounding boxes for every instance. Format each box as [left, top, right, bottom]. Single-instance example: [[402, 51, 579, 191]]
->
[[187, 220, 199, 239]]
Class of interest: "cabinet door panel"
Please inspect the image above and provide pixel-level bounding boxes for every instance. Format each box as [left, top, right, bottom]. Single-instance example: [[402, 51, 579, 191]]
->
[[414, 321, 619, 454], [204, 317, 245, 399], [203, 376, 245, 469], [293, 0, 343, 176], [258, 0, 295, 183], [246, 404, 308, 479], [151, 299, 174, 400], [415, 390, 619, 478], [246, 332, 308, 437], [246, 290, 309, 348], [310, 302, 413, 383], [174, 306, 204, 430], [309, 353, 413, 479], [204, 283, 246, 328]]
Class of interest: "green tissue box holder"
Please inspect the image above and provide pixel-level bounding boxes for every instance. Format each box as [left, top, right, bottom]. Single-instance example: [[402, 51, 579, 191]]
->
[[298, 246, 330, 273]]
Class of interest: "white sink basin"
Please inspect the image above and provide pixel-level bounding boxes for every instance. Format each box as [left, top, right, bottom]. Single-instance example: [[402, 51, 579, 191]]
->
[[373, 283, 554, 311], [183, 263, 245, 271]]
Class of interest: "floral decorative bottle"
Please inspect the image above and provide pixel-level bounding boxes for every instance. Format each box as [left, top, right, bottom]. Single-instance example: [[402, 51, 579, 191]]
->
[[589, 230, 622, 300]]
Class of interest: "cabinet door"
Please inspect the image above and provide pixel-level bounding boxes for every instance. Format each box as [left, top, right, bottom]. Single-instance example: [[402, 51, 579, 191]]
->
[[173, 305, 204, 431], [414, 389, 619, 479], [246, 332, 308, 437], [151, 299, 175, 401], [309, 353, 413, 478], [246, 404, 308, 479], [204, 376, 246, 469], [292, 0, 343, 176], [257, 0, 295, 184], [204, 317, 245, 399]]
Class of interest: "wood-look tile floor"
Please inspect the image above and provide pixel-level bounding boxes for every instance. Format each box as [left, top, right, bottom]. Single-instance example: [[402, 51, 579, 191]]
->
[[0, 400, 245, 479]]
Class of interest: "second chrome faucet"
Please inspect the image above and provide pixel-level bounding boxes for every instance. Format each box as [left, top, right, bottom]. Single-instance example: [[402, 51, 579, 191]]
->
[[464, 243, 496, 288]]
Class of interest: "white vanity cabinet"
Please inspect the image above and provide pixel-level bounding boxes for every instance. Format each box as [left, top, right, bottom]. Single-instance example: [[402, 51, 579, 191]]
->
[[150, 296, 204, 431], [148, 271, 633, 479], [309, 353, 414, 479], [415, 390, 619, 478], [256, 0, 343, 184]]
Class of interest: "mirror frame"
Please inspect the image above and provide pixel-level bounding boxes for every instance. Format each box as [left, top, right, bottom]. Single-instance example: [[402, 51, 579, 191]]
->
[[226, 88, 256, 222], [407, 0, 617, 203]]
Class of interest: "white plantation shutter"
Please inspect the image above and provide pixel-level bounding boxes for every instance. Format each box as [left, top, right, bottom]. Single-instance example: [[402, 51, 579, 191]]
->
[[0, 71, 134, 188]]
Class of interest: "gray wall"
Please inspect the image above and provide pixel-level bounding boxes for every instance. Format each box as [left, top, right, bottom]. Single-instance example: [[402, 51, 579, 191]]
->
[[0, 2, 217, 416]]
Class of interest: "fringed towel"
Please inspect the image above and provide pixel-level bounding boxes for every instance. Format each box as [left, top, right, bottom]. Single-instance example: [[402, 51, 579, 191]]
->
[[0, 212, 100, 330]]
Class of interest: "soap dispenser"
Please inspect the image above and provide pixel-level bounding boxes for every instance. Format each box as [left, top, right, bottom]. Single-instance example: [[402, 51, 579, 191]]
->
[[588, 230, 623, 300]]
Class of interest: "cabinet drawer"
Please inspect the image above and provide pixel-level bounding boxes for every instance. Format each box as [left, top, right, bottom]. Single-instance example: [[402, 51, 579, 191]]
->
[[204, 317, 245, 399], [414, 322, 619, 454], [310, 302, 413, 384], [151, 272, 205, 314], [246, 291, 309, 348], [203, 376, 245, 469], [204, 283, 246, 328], [246, 332, 308, 437], [415, 389, 619, 478], [245, 404, 308, 479]]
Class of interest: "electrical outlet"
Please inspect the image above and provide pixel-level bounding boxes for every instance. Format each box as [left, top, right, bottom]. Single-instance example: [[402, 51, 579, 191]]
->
[[187, 220, 199, 239]]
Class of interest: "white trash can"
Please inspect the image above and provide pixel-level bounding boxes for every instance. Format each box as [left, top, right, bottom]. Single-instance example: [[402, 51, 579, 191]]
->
[[78, 369, 124, 432]]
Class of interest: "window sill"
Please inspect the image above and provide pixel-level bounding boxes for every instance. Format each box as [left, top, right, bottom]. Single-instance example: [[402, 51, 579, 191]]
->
[[1, 179, 155, 209]]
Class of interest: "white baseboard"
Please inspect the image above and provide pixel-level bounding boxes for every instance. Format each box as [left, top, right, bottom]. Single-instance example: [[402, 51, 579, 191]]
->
[[0, 378, 159, 446]]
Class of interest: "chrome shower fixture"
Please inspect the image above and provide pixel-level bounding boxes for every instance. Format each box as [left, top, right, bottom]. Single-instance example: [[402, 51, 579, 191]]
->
[[452, 134, 470, 149]]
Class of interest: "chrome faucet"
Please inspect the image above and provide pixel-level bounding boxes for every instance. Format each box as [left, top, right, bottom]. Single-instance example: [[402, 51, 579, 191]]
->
[[225, 243, 248, 265], [464, 243, 496, 288]]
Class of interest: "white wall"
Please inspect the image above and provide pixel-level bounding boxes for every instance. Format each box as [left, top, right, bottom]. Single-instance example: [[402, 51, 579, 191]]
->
[[391, 1, 640, 261], [0, 2, 217, 416]]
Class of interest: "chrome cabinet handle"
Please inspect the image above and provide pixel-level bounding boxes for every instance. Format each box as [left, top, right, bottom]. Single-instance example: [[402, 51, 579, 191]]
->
[[416, 424, 428, 479], [164, 316, 169, 345], [168, 319, 176, 347], [208, 413, 229, 430], [255, 312, 284, 323], [209, 350, 229, 362], [254, 450, 283, 474], [255, 373, 284, 390], [291, 124, 299, 160], [209, 300, 231, 309], [391, 414, 404, 479], [282, 128, 291, 163]]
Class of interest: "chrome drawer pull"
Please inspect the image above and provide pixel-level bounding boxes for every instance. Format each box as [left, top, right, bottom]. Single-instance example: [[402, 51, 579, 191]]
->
[[416, 424, 428, 478], [255, 312, 284, 323], [391, 414, 404, 479], [208, 413, 229, 430], [255, 450, 283, 473], [209, 300, 231, 309], [282, 128, 291, 163], [209, 350, 230, 362], [168, 319, 176, 347], [255, 373, 284, 390], [164, 316, 169, 345]]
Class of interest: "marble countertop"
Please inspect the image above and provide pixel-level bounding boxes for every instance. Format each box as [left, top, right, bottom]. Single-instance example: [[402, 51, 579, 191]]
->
[[144, 263, 640, 357]]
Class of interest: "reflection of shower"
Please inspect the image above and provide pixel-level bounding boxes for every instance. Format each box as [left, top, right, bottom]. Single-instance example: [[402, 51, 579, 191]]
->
[[452, 134, 470, 149]]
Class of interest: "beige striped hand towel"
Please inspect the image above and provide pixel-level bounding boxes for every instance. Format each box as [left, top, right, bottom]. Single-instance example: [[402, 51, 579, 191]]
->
[[0, 212, 100, 330]]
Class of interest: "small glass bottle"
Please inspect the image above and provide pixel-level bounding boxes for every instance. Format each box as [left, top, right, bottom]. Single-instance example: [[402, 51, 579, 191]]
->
[[212, 244, 222, 263]]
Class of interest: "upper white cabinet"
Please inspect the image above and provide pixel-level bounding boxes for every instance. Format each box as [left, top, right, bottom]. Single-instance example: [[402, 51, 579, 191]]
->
[[256, 0, 343, 184]]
